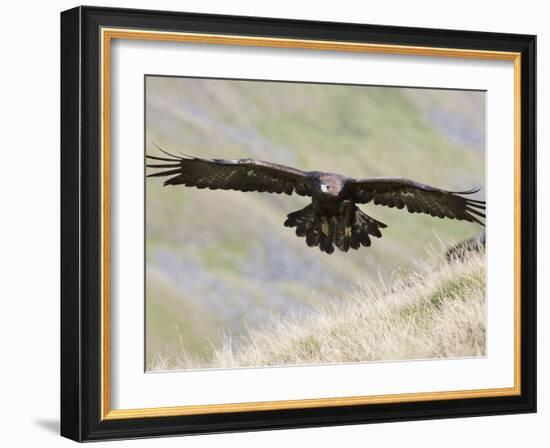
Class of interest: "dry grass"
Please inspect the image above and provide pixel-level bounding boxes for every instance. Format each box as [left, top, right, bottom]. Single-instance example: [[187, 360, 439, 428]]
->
[[148, 250, 486, 371]]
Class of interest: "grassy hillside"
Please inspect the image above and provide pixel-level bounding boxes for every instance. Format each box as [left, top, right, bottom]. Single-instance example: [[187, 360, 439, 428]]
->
[[145, 77, 486, 365], [148, 249, 486, 370]]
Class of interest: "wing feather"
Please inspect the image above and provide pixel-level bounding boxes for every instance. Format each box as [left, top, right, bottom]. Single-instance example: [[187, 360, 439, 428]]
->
[[146, 150, 312, 197], [346, 177, 486, 225]]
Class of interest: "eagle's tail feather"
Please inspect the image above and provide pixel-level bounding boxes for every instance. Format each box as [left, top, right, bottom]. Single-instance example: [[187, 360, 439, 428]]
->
[[284, 204, 386, 254], [284, 204, 315, 233]]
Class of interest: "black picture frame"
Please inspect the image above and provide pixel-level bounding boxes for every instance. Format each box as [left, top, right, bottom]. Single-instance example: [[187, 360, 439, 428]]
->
[[61, 5, 536, 442]]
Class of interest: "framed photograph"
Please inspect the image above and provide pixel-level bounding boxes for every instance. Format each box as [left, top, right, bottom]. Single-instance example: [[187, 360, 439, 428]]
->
[[60, 6, 536, 442]]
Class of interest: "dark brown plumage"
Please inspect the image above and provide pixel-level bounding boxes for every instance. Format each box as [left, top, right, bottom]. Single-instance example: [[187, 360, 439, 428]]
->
[[147, 148, 486, 254]]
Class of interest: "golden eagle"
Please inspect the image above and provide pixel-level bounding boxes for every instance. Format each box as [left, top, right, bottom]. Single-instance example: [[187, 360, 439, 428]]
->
[[147, 149, 486, 254]]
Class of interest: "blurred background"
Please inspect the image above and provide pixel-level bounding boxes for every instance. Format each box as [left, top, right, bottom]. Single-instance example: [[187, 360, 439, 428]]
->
[[145, 76, 485, 369]]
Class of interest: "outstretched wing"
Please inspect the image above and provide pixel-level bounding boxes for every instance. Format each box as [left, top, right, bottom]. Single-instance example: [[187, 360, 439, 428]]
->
[[346, 177, 486, 225], [146, 148, 312, 196]]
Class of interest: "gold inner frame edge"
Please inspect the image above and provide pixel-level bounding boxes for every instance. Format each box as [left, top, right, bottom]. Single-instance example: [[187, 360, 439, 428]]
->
[[100, 27, 522, 420]]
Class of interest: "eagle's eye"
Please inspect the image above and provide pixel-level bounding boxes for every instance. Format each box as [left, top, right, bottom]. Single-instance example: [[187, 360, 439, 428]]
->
[[320, 183, 329, 193]]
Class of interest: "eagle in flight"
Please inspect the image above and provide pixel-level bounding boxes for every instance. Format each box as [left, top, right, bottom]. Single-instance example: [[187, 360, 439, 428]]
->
[[147, 148, 486, 254]]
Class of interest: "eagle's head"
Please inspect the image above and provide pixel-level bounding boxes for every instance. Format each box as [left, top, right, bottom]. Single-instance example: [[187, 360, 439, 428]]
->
[[317, 175, 345, 198]]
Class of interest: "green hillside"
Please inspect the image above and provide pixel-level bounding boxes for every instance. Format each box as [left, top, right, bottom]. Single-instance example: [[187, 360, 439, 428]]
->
[[149, 248, 486, 370]]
